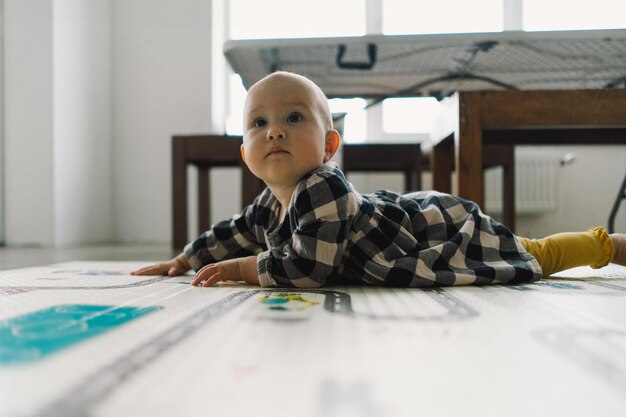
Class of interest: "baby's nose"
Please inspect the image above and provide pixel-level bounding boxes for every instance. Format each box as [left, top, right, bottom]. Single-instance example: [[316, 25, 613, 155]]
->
[[267, 127, 286, 141]]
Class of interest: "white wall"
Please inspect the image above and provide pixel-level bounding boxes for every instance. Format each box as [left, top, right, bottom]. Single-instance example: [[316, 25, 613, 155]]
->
[[0, 1, 4, 244], [3, 0, 222, 247], [53, 0, 113, 246], [515, 146, 626, 238], [112, 0, 214, 243], [4, 0, 113, 247], [4, 0, 55, 245]]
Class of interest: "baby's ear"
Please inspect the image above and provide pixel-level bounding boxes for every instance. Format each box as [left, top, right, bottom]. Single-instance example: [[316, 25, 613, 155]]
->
[[324, 130, 341, 162], [240, 144, 247, 162]]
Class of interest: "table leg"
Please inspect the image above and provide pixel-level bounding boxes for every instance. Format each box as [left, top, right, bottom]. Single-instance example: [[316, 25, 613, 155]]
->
[[198, 167, 210, 234], [456, 95, 484, 207], [172, 138, 188, 250], [241, 164, 264, 207], [431, 136, 454, 193], [501, 146, 515, 232]]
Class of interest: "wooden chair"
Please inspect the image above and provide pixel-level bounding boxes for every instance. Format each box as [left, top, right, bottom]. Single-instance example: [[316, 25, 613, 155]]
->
[[172, 135, 265, 250]]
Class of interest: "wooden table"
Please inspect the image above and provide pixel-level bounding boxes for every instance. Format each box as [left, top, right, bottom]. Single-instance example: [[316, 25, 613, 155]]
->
[[431, 88, 626, 231], [223, 31, 626, 233], [224, 29, 626, 100]]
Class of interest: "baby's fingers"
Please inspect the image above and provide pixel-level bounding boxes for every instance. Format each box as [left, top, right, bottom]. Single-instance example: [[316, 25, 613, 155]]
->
[[202, 271, 228, 287], [191, 266, 226, 287], [131, 264, 167, 276], [167, 266, 182, 277], [191, 267, 211, 286]]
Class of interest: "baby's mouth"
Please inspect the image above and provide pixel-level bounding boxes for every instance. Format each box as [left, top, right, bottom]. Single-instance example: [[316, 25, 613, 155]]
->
[[268, 148, 289, 156]]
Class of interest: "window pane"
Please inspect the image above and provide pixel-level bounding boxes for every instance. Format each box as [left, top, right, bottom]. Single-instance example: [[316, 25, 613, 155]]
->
[[230, 0, 365, 39], [524, 0, 626, 31], [328, 98, 367, 143], [383, 97, 441, 134], [383, 0, 503, 35], [225, 75, 246, 136]]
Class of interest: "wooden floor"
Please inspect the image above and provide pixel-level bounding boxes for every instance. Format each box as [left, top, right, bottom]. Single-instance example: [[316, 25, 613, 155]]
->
[[1, 254, 626, 417]]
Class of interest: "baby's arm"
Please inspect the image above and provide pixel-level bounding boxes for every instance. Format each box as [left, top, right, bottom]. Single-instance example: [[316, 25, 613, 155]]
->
[[190, 255, 260, 286], [131, 253, 192, 277]]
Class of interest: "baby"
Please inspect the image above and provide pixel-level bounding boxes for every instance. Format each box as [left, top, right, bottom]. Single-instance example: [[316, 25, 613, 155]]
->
[[133, 71, 626, 287]]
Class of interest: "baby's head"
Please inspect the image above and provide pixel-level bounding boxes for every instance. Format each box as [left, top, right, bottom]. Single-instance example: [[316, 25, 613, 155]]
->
[[241, 71, 340, 189], [247, 71, 333, 130]]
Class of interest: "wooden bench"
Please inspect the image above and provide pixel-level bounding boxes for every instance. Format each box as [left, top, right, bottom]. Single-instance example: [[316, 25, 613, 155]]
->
[[172, 136, 516, 249], [342, 143, 423, 192], [171, 135, 264, 250]]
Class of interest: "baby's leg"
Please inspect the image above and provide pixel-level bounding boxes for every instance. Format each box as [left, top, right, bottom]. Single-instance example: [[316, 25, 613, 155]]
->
[[611, 233, 626, 267], [517, 227, 614, 276]]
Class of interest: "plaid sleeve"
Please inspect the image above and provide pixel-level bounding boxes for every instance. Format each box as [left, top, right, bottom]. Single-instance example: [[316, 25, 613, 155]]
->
[[183, 202, 265, 272], [257, 167, 357, 288]]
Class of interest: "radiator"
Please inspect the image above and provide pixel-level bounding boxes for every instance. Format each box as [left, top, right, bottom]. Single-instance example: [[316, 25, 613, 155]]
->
[[484, 156, 561, 214]]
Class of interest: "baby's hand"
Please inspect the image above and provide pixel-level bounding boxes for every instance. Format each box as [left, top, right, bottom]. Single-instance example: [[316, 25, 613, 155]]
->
[[131, 254, 191, 277], [191, 256, 259, 287]]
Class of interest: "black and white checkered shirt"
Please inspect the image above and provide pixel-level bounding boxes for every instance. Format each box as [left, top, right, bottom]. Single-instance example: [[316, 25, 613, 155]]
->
[[184, 163, 542, 287]]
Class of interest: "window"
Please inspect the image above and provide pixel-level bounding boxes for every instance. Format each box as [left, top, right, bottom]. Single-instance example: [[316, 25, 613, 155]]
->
[[382, 97, 441, 135], [380, 0, 502, 137], [383, 0, 503, 35], [225, 0, 366, 139], [328, 98, 368, 143], [225, 74, 247, 135], [523, 0, 626, 31], [224, 0, 624, 141], [229, 0, 365, 40]]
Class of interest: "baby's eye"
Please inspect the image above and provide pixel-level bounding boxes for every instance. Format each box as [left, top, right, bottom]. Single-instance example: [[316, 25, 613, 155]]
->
[[253, 118, 267, 128], [287, 113, 303, 123]]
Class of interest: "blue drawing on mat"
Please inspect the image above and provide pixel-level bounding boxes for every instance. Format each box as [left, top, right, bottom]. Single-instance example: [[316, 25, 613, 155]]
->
[[0, 304, 162, 365]]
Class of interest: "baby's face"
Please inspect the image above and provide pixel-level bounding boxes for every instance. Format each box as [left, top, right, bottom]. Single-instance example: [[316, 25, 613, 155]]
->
[[242, 75, 334, 189]]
